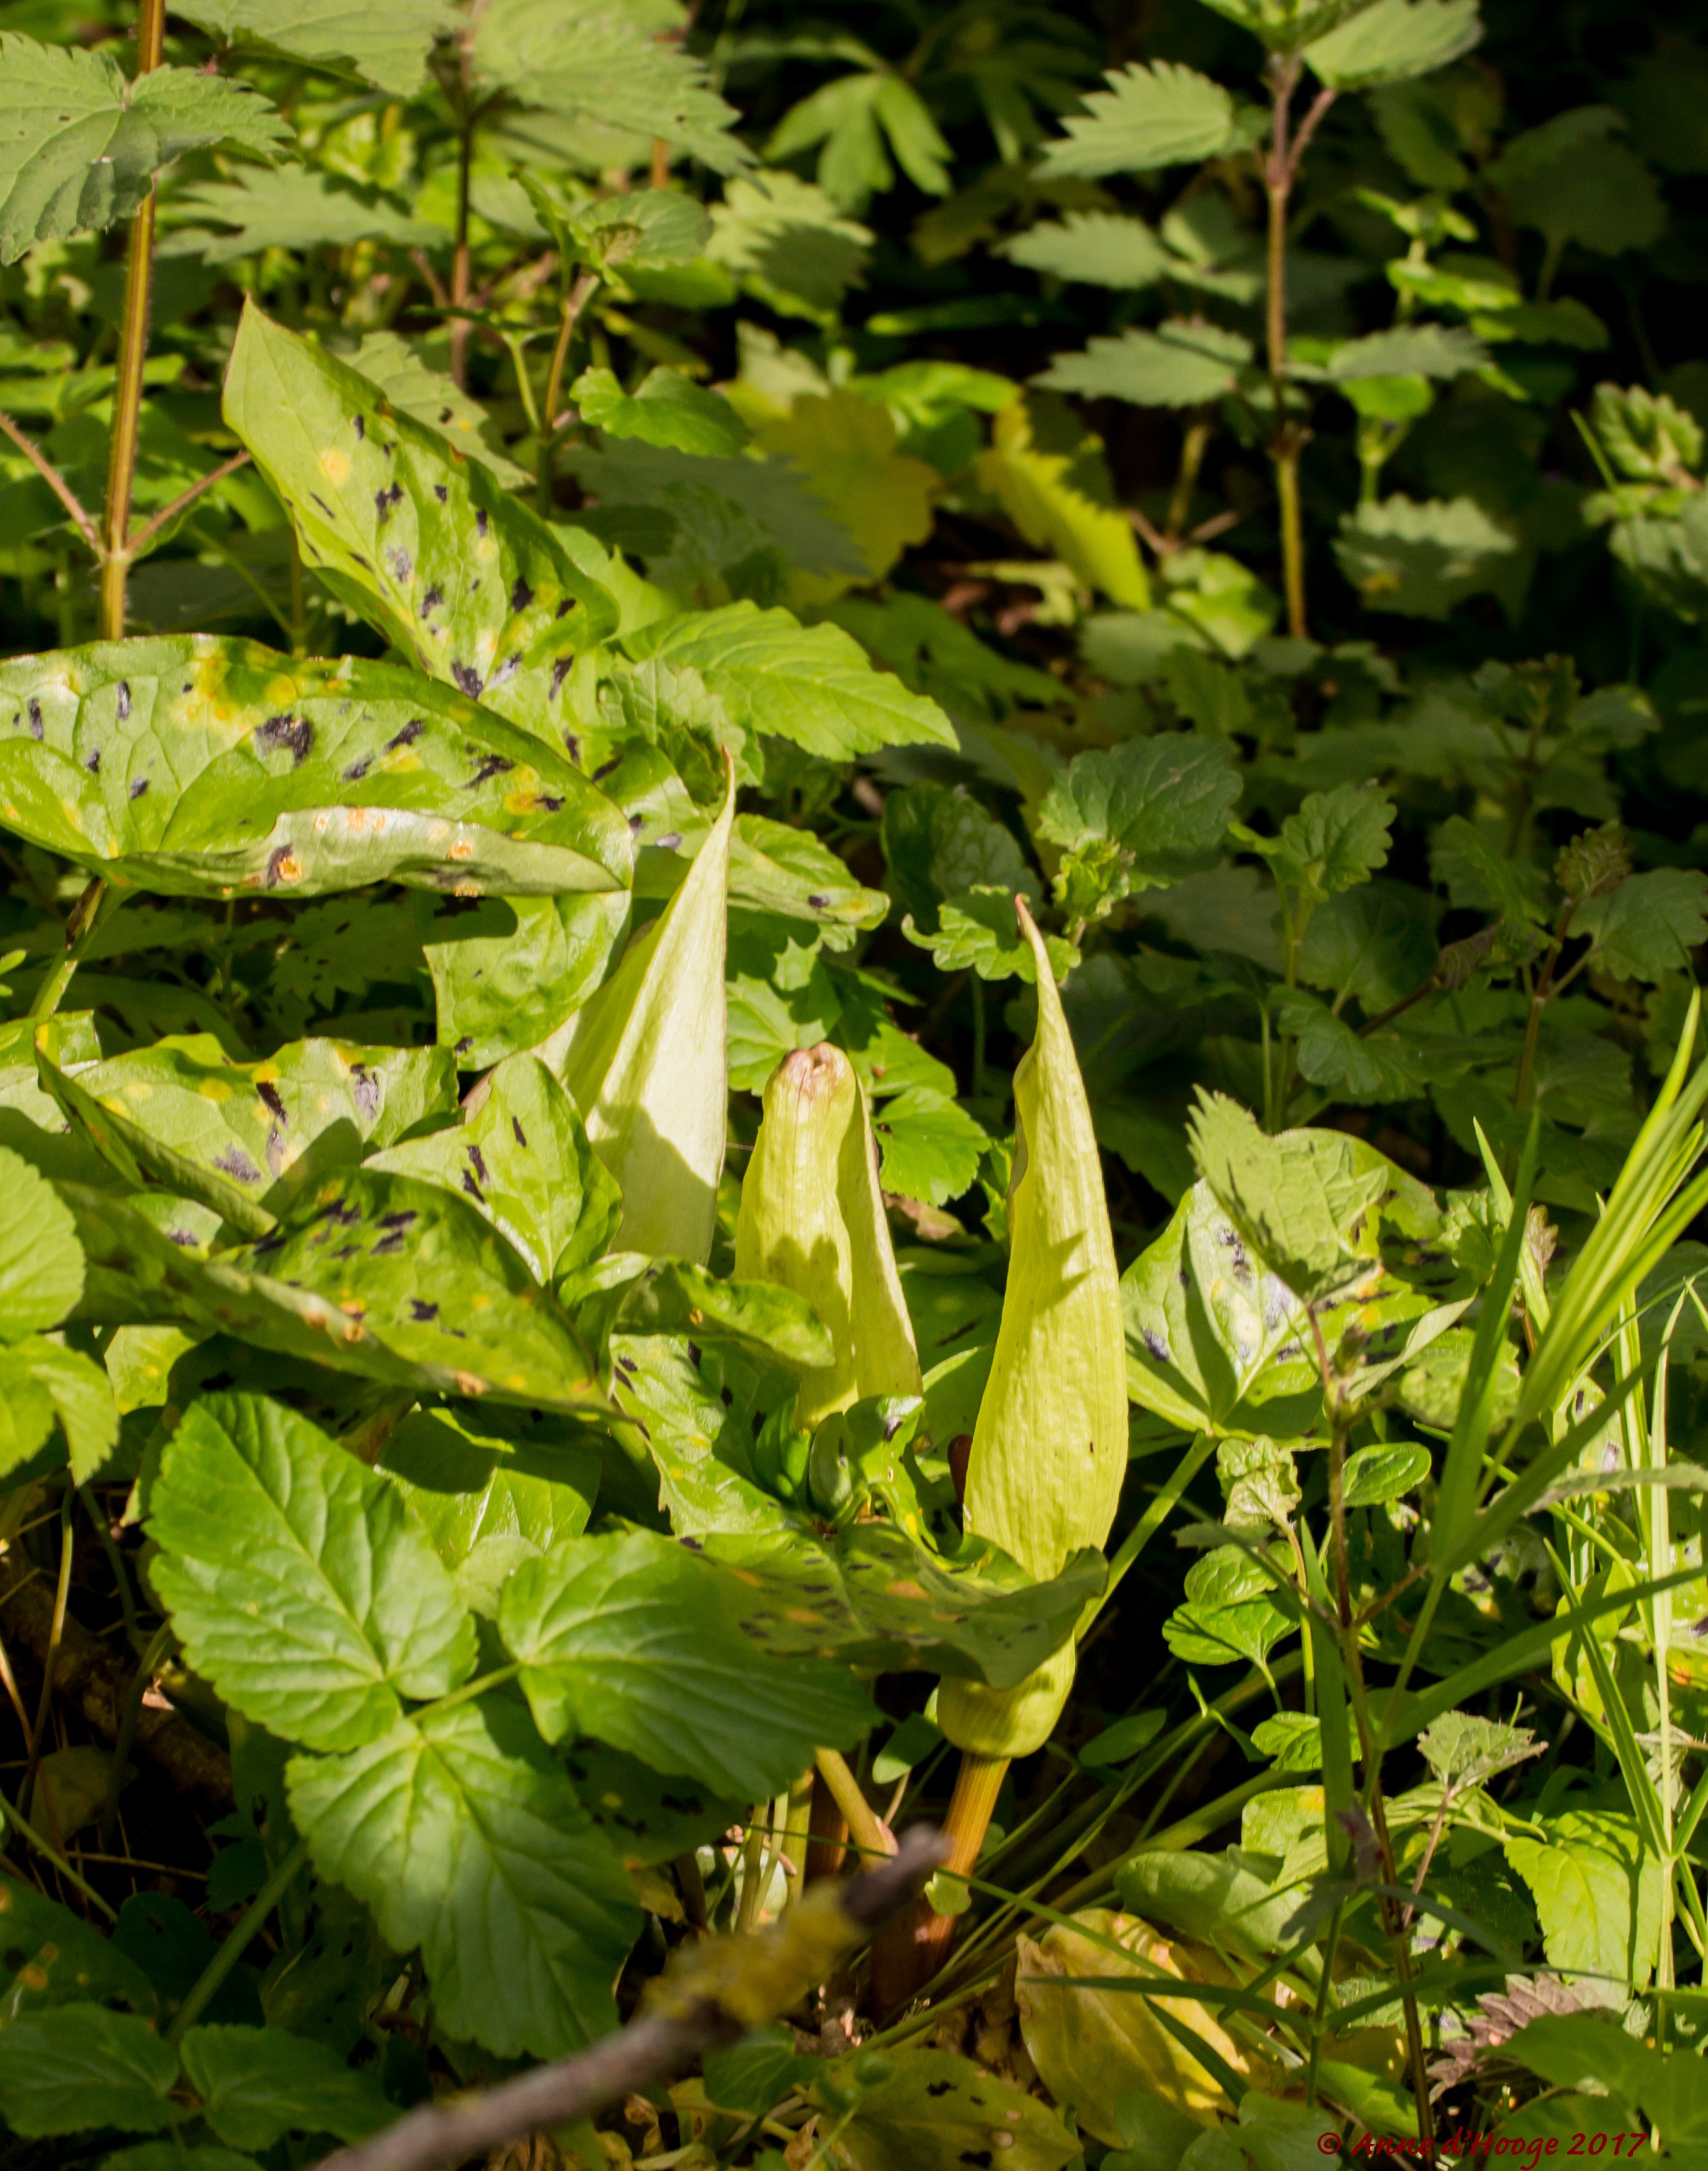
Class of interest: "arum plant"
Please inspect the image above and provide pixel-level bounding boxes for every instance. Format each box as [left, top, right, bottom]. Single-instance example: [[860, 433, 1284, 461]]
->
[[877, 897, 1126, 2006]]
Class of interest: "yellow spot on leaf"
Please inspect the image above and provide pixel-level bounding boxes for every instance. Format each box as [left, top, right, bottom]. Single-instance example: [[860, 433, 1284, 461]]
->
[[320, 448, 351, 485]]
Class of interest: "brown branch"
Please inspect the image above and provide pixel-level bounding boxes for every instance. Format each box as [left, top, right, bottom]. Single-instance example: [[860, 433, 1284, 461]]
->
[[310, 1827, 948, 2171], [0, 1575, 232, 1816], [0, 408, 101, 554], [125, 450, 253, 557]]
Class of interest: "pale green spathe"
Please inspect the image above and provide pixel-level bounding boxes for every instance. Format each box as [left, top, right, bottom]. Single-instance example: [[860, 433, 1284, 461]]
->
[[939, 897, 1127, 1757], [550, 773, 734, 1264], [735, 1041, 921, 1432]]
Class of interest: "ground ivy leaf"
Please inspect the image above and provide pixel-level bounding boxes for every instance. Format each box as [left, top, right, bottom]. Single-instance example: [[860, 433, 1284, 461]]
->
[[619, 603, 956, 762], [1276, 992, 1431, 1102], [901, 885, 1077, 983], [703, 1525, 1104, 1688], [0, 35, 290, 263], [871, 1085, 989, 1206], [0, 1141, 83, 1337], [881, 781, 1038, 931], [223, 303, 623, 745], [0, 637, 633, 901], [150, 1393, 478, 1752], [179, 2023, 391, 2150], [499, 1528, 876, 1800], [38, 1034, 455, 1232], [367, 1051, 619, 1284], [1036, 733, 1240, 928], [1295, 881, 1438, 1011], [0, 2005, 179, 2135], [286, 1699, 641, 2059], [1273, 781, 1395, 900]]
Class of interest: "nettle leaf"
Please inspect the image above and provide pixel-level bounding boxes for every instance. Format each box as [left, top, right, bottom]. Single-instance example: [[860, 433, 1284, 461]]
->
[[1302, 0, 1483, 89], [38, 1034, 455, 1230], [1036, 61, 1242, 179], [287, 1698, 641, 2057], [0, 637, 632, 901], [572, 366, 751, 457], [705, 170, 871, 322], [1324, 323, 1489, 380], [0, 1142, 83, 1337], [1037, 734, 1241, 929], [179, 2023, 390, 2150], [1271, 781, 1396, 901], [499, 1528, 876, 1799], [619, 604, 956, 762], [0, 2005, 179, 2135], [475, 0, 748, 175], [171, 0, 455, 95], [903, 885, 1078, 983], [1040, 320, 1253, 408], [223, 305, 623, 745], [1418, 1711, 1541, 1791], [555, 186, 714, 273], [1001, 211, 1172, 289], [704, 1525, 1105, 1689], [871, 1085, 990, 1206], [0, 34, 290, 263], [171, 166, 442, 263], [369, 1052, 619, 1285], [150, 1394, 478, 1752], [1576, 867, 1708, 981], [1335, 493, 1517, 620]]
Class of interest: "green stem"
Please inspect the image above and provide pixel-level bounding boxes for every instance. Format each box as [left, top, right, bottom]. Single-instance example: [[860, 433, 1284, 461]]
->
[[17, 1487, 75, 1831], [0, 1786, 118, 1920], [99, 0, 167, 643], [167, 1837, 311, 2045], [813, 1747, 893, 1861], [535, 269, 602, 516], [98, 1620, 173, 1851], [28, 876, 117, 1019]]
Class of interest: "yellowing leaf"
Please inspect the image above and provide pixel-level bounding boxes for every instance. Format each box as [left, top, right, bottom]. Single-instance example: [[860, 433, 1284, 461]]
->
[[973, 395, 1151, 610], [757, 390, 938, 601], [938, 898, 1126, 1757], [734, 1042, 921, 1432], [549, 772, 734, 1265]]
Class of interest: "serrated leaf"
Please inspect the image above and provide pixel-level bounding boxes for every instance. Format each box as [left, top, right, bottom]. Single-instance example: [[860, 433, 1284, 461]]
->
[[1335, 493, 1516, 618], [287, 1699, 640, 2057], [557, 185, 713, 272], [20, 1338, 118, 1481], [1277, 995, 1430, 1103], [369, 1052, 619, 1284], [0, 35, 289, 264], [170, 167, 442, 264], [1036, 60, 1240, 179], [0, 1141, 83, 1338], [0, 637, 632, 900], [1504, 1812, 1661, 1990], [1418, 1711, 1540, 1791], [871, 1084, 990, 1207], [1037, 733, 1241, 930], [179, 2023, 390, 2150], [704, 1524, 1104, 1689], [150, 1394, 477, 1752], [901, 885, 1078, 983], [475, 0, 747, 173], [223, 305, 624, 745], [973, 396, 1151, 610], [755, 389, 939, 589], [707, 170, 871, 320], [0, 2006, 178, 2135], [1302, 0, 1482, 89], [1295, 881, 1438, 1011], [1273, 781, 1395, 900], [1430, 814, 1552, 927], [375, 1404, 599, 1581], [882, 780, 1038, 930], [38, 1034, 454, 1230], [1040, 320, 1253, 407], [1001, 211, 1172, 289], [173, 0, 453, 92], [620, 602, 953, 760], [1503, 132, 1665, 256], [1575, 867, 1708, 981], [499, 1528, 874, 1799], [573, 366, 751, 457], [1325, 323, 1488, 380], [549, 778, 733, 1264]]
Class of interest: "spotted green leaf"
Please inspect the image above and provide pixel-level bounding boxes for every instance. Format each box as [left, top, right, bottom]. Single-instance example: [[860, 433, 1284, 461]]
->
[[419, 892, 631, 1069], [0, 637, 632, 900], [814, 2048, 1078, 2171], [0, 1879, 158, 2020], [37, 1033, 455, 1235], [286, 1697, 640, 2057], [223, 304, 622, 747], [150, 1394, 478, 1752], [610, 1257, 835, 1372]]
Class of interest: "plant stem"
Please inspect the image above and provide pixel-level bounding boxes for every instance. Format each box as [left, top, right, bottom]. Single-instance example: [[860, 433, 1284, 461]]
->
[[450, 108, 476, 390], [1262, 62, 1334, 641], [871, 1748, 1005, 2015], [804, 1768, 849, 1884], [100, 0, 167, 643], [813, 1747, 894, 1860], [536, 268, 601, 515], [1514, 900, 1577, 1115], [97, 1619, 173, 1850], [168, 1836, 311, 2044], [28, 875, 117, 1019], [0, 410, 101, 555], [16, 1486, 75, 1830], [124, 449, 253, 559], [1167, 411, 1214, 541]]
